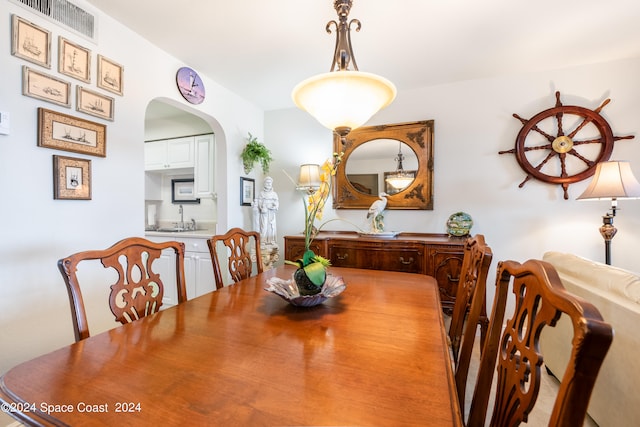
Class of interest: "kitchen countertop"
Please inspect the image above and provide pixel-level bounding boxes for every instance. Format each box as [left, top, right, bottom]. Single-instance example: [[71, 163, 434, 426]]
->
[[145, 229, 216, 239]]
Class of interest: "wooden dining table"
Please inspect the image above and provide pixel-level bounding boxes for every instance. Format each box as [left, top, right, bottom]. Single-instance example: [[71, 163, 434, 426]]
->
[[0, 265, 462, 426]]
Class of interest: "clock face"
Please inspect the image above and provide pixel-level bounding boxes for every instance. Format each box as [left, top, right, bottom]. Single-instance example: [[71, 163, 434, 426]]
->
[[176, 67, 205, 104]]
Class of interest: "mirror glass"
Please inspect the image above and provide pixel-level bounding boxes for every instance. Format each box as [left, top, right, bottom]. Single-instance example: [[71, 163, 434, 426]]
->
[[333, 120, 434, 210], [346, 139, 418, 195]]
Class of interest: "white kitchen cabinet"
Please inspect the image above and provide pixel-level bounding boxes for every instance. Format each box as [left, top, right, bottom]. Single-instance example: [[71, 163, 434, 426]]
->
[[194, 134, 215, 198], [144, 136, 195, 170], [144, 134, 215, 199], [146, 235, 216, 303], [152, 249, 179, 307], [182, 237, 215, 299]]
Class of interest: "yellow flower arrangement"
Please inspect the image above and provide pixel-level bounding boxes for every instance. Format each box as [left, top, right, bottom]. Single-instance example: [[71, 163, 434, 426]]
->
[[286, 152, 343, 290]]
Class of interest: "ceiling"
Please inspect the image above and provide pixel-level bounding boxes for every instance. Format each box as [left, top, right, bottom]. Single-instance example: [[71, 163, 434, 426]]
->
[[85, 0, 640, 112]]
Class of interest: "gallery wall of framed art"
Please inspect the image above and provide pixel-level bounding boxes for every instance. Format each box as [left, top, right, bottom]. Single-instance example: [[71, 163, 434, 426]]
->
[[10, 12, 125, 201]]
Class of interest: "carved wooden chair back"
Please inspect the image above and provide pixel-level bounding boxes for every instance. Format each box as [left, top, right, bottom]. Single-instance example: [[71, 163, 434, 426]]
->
[[448, 234, 492, 413], [467, 259, 613, 427], [58, 237, 187, 342], [207, 227, 263, 289]]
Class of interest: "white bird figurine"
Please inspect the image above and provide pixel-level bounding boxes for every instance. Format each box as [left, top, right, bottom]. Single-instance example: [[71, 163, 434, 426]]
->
[[367, 192, 388, 232]]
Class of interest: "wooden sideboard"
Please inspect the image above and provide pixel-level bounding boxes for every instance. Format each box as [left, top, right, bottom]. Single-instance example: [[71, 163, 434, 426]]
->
[[283, 231, 467, 314]]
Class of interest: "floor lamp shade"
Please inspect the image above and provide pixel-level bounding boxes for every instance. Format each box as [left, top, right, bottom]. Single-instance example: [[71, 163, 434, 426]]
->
[[577, 160, 640, 265], [577, 161, 640, 200]]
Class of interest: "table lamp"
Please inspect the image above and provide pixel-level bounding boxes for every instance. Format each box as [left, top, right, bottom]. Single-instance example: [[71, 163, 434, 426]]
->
[[296, 164, 321, 194], [577, 160, 640, 265]]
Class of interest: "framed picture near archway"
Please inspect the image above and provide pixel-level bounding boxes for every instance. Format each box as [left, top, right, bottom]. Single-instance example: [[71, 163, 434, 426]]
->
[[240, 177, 255, 206], [53, 155, 91, 200], [58, 36, 91, 83], [11, 14, 51, 68], [38, 108, 106, 157], [22, 66, 71, 107], [77, 86, 115, 121], [97, 55, 124, 96]]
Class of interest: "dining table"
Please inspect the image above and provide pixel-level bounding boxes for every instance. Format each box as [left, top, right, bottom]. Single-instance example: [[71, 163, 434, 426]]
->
[[0, 265, 463, 426]]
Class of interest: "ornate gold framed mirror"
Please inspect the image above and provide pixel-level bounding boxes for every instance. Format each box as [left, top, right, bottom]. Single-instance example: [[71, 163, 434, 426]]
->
[[333, 120, 434, 210]]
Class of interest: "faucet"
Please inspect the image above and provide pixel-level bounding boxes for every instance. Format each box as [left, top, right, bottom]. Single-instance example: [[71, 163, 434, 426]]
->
[[178, 204, 184, 229]]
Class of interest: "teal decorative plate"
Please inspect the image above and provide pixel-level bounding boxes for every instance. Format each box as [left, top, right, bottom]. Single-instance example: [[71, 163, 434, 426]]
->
[[447, 212, 473, 237]]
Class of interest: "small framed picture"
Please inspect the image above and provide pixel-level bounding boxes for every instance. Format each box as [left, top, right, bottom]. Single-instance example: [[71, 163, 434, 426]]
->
[[240, 177, 255, 206], [97, 55, 124, 96], [38, 107, 106, 157], [76, 86, 114, 121], [58, 36, 91, 83], [171, 178, 200, 204], [11, 14, 51, 68], [53, 155, 91, 200], [22, 66, 71, 107]]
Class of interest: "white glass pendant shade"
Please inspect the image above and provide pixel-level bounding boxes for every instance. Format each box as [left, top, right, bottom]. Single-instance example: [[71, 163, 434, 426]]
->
[[292, 70, 396, 132]]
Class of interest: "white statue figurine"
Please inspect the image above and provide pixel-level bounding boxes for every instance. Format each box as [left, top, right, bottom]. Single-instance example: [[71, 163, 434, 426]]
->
[[253, 176, 279, 246]]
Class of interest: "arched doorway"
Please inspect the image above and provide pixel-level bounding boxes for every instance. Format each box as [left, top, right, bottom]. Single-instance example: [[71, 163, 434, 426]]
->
[[144, 98, 225, 232]]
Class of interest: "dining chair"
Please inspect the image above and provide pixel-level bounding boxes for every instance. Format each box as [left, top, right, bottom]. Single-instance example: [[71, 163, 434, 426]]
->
[[207, 227, 263, 289], [447, 234, 492, 413], [466, 259, 613, 427], [58, 237, 187, 342]]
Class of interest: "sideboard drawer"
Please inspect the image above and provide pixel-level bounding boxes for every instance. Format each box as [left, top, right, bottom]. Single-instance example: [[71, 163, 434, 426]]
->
[[379, 249, 424, 274], [329, 246, 424, 274], [329, 246, 362, 268]]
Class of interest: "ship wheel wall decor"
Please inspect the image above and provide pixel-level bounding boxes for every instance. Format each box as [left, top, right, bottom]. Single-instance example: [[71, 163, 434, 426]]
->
[[499, 91, 634, 199]]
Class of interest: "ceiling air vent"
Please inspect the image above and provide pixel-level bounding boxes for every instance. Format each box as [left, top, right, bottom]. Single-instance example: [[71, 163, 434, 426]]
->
[[12, 0, 96, 40]]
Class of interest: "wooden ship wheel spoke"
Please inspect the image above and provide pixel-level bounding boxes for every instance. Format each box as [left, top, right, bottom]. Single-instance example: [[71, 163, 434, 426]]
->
[[499, 91, 634, 199]]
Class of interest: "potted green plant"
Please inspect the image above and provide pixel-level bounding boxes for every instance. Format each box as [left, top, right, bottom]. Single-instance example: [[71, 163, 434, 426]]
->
[[241, 133, 273, 174]]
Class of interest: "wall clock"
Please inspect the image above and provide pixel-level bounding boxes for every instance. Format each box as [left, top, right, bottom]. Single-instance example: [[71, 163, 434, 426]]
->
[[176, 67, 205, 104], [499, 91, 634, 199]]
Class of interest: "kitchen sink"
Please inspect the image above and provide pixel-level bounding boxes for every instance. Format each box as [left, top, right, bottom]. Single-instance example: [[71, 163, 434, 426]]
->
[[155, 227, 189, 232], [150, 227, 209, 233]]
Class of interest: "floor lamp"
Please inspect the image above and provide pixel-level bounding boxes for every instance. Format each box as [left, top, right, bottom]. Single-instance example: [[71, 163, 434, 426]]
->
[[577, 161, 640, 265]]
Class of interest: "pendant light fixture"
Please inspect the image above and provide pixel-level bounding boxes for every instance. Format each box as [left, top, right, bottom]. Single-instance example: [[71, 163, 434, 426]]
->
[[385, 141, 414, 190], [292, 0, 396, 142]]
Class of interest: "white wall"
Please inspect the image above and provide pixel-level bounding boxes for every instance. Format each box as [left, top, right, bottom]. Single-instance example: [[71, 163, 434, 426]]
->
[[266, 57, 640, 308], [0, 0, 263, 385], [2, 0, 640, 416]]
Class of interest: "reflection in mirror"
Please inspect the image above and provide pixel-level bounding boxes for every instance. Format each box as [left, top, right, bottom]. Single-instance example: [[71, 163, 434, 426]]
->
[[346, 139, 417, 195], [333, 120, 434, 210]]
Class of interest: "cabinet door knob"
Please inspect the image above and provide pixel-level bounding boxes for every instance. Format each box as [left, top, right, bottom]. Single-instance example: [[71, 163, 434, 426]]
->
[[399, 256, 414, 265], [336, 253, 348, 261]]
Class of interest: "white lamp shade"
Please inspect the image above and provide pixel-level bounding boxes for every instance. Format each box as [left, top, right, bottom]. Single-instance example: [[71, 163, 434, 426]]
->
[[297, 164, 321, 190], [292, 70, 396, 132], [577, 161, 640, 200]]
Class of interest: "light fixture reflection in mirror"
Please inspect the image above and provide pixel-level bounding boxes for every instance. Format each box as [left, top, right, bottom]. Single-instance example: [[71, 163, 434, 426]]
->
[[385, 141, 414, 190], [345, 139, 417, 195]]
